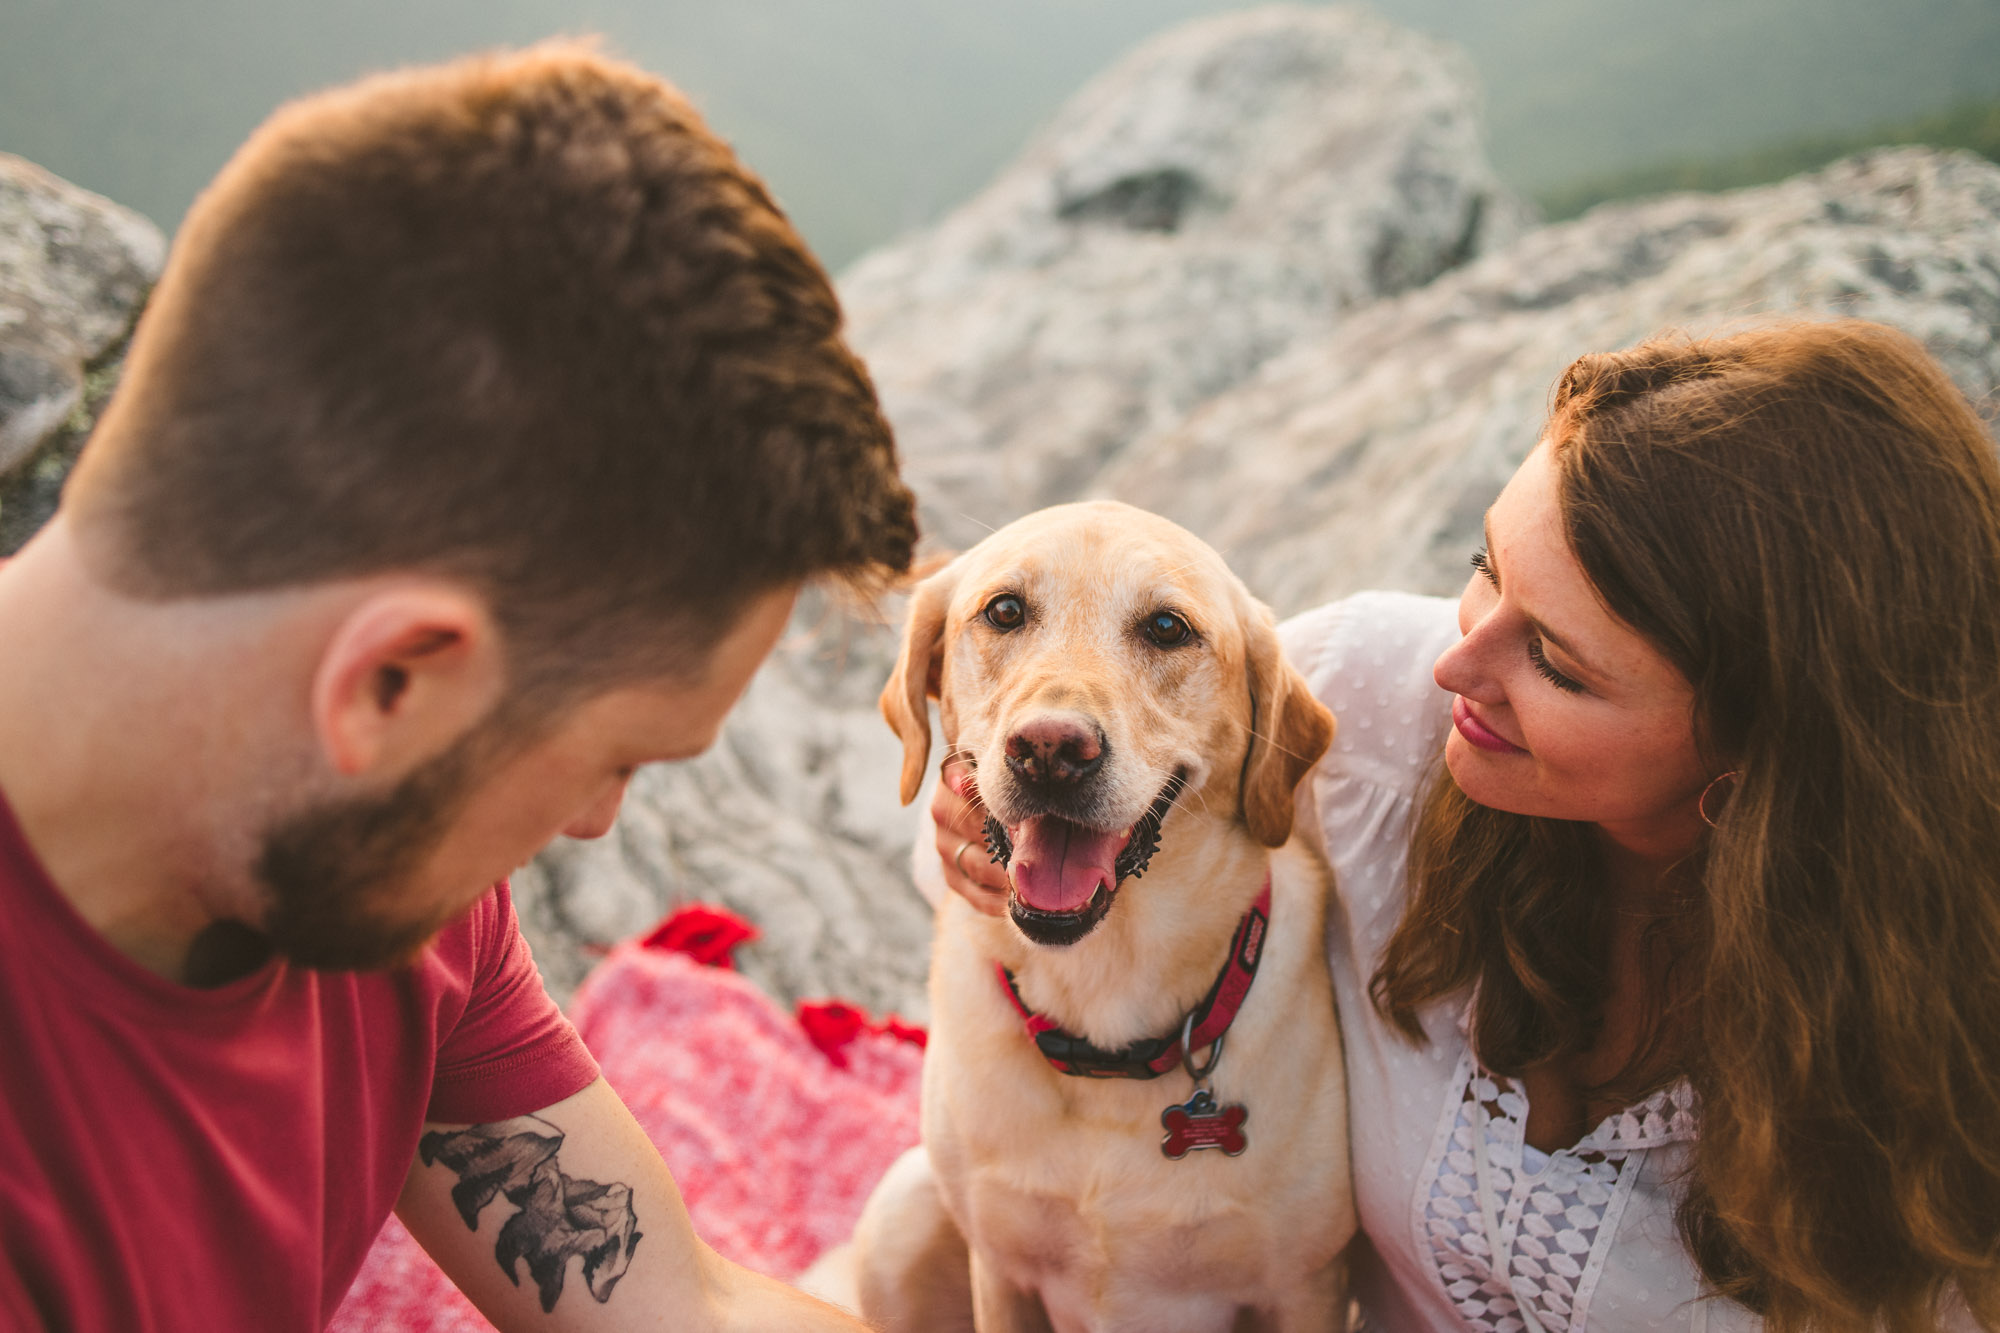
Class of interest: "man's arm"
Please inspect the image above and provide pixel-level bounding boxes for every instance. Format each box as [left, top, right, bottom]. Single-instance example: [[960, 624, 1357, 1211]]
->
[[397, 1076, 870, 1332]]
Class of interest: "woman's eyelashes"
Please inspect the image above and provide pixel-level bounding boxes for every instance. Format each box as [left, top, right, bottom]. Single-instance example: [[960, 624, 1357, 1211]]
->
[[1527, 639, 1587, 694], [1471, 547, 1587, 694]]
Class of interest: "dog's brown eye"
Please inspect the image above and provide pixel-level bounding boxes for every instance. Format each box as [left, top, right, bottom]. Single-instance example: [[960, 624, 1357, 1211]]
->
[[984, 594, 1026, 631], [1143, 610, 1192, 646]]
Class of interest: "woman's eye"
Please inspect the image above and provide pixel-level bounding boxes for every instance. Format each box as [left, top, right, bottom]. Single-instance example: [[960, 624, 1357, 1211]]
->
[[1142, 610, 1193, 647], [1527, 639, 1585, 694], [983, 594, 1026, 631], [1470, 548, 1497, 587]]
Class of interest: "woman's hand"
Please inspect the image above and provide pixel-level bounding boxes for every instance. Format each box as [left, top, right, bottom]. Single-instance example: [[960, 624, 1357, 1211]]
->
[[931, 756, 1010, 916]]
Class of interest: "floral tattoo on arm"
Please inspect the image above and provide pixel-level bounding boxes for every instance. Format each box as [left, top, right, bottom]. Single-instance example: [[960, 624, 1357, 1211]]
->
[[418, 1115, 643, 1313]]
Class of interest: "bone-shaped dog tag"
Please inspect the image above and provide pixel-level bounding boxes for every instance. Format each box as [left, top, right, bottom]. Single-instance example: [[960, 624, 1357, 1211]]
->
[[1160, 1088, 1248, 1159]]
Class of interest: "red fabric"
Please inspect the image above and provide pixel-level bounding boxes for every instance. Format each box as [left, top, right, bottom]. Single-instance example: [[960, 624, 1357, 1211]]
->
[[877, 1015, 929, 1050], [796, 999, 869, 1067], [0, 790, 600, 1333], [638, 902, 759, 968], [332, 924, 925, 1332], [646, 903, 929, 1069], [797, 999, 930, 1068]]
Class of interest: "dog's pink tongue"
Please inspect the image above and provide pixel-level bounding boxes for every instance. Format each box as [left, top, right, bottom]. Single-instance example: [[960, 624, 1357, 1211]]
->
[[1010, 815, 1124, 913]]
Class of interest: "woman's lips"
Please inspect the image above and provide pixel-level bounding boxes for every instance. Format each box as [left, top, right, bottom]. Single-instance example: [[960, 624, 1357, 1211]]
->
[[1452, 696, 1527, 755]]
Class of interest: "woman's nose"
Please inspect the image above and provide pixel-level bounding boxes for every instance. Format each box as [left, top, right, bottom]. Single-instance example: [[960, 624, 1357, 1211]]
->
[[1435, 589, 1508, 705]]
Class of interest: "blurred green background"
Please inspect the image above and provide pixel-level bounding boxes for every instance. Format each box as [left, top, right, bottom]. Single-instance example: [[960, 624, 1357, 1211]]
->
[[5, 0, 1999, 272]]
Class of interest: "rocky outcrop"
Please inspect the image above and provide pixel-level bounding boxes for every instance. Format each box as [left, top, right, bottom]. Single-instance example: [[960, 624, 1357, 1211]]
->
[[10, 16, 1999, 1024], [1093, 147, 2000, 614], [528, 145, 2000, 1014], [0, 153, 163, 492], [516, 59, 2000, 1019], [839, 4, 1530, 551], [515, 4, 1528, 1010]]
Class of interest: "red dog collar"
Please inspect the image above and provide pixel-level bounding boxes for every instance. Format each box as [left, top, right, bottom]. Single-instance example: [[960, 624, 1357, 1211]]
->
[[995, 878, 1271, 1080]]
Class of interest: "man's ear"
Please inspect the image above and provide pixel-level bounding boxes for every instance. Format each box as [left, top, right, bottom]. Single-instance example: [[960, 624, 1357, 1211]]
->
[[1239, 602, 1336, 848], [309, 584, 506, 778], [879, 562, 959, 806]]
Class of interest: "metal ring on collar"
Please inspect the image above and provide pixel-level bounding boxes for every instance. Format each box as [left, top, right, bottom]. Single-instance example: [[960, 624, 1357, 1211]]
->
[[1180, 1011, 1224, 1083]]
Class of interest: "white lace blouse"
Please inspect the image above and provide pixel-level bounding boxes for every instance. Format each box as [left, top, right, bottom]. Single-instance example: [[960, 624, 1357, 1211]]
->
[[1281, 592, 1759, 1333]]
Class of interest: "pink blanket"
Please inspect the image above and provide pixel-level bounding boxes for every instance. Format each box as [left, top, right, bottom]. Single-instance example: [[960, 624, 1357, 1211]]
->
[[329, 907, 925, 1331]]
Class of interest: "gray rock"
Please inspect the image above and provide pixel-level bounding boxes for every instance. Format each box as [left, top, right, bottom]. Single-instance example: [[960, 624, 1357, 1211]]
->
[[1094, 147, 2000, 614], [15, 38, 1990, 1034], [0, 153, 164, 480], [517, 4, 1526, 1012], [529, 146, 2000, 1013], [838, 4, 1529, 550]]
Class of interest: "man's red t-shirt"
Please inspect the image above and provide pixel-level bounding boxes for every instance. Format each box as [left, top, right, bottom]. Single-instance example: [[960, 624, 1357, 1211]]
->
[[0, 791, 602, 1331]]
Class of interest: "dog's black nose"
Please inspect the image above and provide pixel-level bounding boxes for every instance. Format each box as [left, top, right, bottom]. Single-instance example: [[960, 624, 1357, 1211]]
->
[[1005, 717, 1106, 787]]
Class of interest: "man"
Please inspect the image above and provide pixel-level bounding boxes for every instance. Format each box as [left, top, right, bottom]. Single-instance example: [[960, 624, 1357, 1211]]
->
[[0, 43, 914, 1331]]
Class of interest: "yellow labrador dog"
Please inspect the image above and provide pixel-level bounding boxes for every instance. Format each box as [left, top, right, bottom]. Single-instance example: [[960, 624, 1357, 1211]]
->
[[850, 501, 1354, 1332]]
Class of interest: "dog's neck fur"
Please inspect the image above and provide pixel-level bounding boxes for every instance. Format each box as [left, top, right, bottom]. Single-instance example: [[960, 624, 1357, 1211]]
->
[[973, 806, 1274, 1052]]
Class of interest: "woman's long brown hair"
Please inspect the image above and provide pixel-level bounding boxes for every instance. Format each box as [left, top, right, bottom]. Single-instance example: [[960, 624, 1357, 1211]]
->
[[1371, 321, 2000, 1331]]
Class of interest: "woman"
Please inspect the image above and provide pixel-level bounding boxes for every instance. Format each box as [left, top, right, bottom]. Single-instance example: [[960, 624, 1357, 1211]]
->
[[930, 321, 2000, 1331]]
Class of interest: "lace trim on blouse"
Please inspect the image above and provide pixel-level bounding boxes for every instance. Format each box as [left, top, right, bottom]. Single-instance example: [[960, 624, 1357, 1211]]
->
[[1414, 1035, 1699, 1332]]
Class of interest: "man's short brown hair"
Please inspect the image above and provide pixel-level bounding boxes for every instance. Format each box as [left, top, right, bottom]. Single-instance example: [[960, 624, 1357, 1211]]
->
[[67, 42, 915, 694]]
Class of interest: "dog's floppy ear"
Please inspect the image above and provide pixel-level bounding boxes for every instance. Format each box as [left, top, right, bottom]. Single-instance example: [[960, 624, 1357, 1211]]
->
[[1239, 605, 1335, 847], [880, 564, 958, 806]]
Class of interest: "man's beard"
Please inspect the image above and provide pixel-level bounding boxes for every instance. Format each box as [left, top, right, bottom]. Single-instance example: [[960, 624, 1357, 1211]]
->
[[253, 720, 494, 972]]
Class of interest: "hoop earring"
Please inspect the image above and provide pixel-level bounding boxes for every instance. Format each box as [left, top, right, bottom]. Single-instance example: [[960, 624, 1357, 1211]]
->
[[1699, 770, 1740, 828]]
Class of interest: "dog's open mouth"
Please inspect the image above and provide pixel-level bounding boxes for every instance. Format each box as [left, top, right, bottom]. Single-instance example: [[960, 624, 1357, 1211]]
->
[[983, 770, 1185, 947]]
